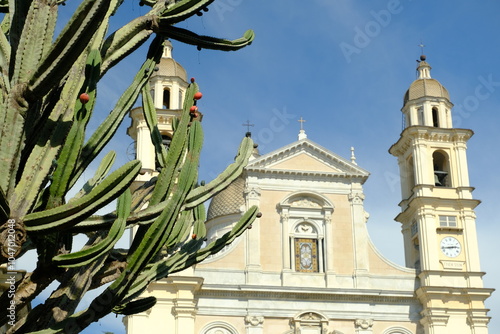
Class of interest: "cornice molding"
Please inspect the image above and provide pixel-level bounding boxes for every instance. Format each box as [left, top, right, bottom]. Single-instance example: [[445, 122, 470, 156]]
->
[[197, 286, 417, 305], [389, 126, 473, 157]]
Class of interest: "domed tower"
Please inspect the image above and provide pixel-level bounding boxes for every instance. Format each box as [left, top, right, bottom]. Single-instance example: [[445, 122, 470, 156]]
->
[[389, 56, 493, 333], [127, 40, 189, 187]]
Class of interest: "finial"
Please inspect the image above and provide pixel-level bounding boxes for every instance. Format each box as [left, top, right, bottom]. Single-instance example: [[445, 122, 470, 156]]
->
[[350, 147, 357, 165], [163, 39, 173, 58], [298, 117, 307, 140], [418, 41, 425, 55], [242, 120, 254, 136]]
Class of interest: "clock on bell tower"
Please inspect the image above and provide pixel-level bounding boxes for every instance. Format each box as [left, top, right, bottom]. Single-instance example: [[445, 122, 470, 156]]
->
[[389, 55, 494, 334]]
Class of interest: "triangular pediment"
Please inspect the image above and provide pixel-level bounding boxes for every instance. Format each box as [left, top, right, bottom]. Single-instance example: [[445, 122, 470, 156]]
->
[[246, 139, 369, 179], [268, 152, 341, 173]]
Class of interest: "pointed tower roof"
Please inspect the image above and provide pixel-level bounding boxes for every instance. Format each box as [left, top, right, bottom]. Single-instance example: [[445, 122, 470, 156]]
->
[[403, 55, 450, 106], [150, 40, 187, 81]]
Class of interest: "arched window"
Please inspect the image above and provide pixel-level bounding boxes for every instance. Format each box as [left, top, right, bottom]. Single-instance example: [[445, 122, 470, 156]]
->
[[278, 193, 333, 276], [292, 221, 323, 273], [200, 321, 239, 334], [432, 107, 439, 127], [163, 88, 171, 109], [433, 150, 450, 187], [382, 326, 413, 334], [291, 311, 329, 333]]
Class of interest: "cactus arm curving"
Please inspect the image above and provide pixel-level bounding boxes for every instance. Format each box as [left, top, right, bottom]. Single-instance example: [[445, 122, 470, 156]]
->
[[161, 26, 255, 51], [52, 189, 130, 268], [24, 160, 140, 233]]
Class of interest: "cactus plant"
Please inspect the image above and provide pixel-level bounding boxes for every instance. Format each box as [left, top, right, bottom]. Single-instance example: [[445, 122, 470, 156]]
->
[[0, 1, 256, 333]]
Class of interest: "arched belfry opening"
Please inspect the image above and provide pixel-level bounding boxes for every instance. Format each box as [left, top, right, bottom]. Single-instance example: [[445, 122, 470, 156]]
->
[[162, 88, 171, 109], [432, 107, 439, 127], [433, 150, 450, 187]]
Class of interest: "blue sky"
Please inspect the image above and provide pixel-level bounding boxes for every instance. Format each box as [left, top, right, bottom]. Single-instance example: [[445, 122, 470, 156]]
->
[[17, 1, 500, 333]]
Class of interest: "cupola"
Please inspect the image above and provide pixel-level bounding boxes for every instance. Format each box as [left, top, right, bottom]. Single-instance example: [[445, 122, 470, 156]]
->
[[401, 55, 453, 129]]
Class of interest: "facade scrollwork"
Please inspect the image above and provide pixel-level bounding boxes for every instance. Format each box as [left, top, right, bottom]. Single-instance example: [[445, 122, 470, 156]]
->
[[354, 318, 373, 330], [245, 315, 264, 327], [244, 186, 261, 201], [348, 192, 365, 205], [290, 197, 322, 208]]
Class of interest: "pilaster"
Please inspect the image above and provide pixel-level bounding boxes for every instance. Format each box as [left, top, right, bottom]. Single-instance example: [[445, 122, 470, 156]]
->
[[349, 191, 369, 287], [167, 276, 204, 334], [244, 186, 262, 283]]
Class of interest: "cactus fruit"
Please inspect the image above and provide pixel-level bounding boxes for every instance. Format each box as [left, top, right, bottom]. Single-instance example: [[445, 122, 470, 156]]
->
[[79, 93, 90, 104], [0, 1, 256, 333]]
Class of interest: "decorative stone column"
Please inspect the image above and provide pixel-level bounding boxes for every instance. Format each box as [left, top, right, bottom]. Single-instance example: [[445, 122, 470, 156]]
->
[[245, 315, 264, 334]]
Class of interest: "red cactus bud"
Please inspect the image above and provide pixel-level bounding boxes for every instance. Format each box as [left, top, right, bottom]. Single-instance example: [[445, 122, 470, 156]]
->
[[192, 234, 197, 239], [79, 93, 90, 104], [190, 106, 198, 113], [190, 77, 195, 83], [193, 92, 203, 100]]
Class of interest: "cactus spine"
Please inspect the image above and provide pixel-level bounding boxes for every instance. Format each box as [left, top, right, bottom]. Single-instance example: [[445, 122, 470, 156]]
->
[[0, 1, 256, 333]]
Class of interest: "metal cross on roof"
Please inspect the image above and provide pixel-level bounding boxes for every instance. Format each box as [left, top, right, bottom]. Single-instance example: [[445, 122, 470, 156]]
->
[[298, 117, 306, 130], [242, 120, 254, 132], [418, 41, 425, 55]]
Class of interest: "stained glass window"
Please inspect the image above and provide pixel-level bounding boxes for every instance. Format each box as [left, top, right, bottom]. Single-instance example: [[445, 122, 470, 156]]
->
[[295, 238, 318, 272]]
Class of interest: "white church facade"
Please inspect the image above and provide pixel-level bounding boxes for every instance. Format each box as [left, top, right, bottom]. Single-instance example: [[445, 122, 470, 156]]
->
[[124, 44, 493, 334]]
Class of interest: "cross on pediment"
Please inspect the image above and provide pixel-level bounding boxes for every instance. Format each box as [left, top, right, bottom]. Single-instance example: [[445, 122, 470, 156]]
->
[[298, 117, 306, 130]]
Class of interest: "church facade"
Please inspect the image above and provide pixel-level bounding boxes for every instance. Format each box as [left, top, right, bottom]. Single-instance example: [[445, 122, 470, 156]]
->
[[124, 44, 493, 334]]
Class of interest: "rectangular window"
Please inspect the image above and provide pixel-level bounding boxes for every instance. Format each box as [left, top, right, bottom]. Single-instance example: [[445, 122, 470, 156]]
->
[[294, 238, 318, 272], [439, 215, 457, 227]]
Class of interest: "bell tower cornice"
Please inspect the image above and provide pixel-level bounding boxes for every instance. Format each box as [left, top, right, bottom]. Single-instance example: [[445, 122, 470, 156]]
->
[[389, 126, 474, 157]]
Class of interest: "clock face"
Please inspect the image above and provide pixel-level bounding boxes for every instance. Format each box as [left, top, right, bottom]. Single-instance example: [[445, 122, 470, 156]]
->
[[440, 236, 461, 258]]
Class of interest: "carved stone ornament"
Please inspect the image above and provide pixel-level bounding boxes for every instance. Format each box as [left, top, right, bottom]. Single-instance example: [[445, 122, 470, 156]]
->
[[348, 192, 365, 204], [354, 318, 373, 329], [301, 312, 321, 321], [295, 223, 316, 234], [290, 197, 321, 208], [280, 211, 289, 221], [245, 315, 264, 327], [244, 186, 261, 200]]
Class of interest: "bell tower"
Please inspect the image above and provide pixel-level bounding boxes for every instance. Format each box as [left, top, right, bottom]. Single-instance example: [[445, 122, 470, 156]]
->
[[127, 40, 189, 188], [389, 55, 493, 333]]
